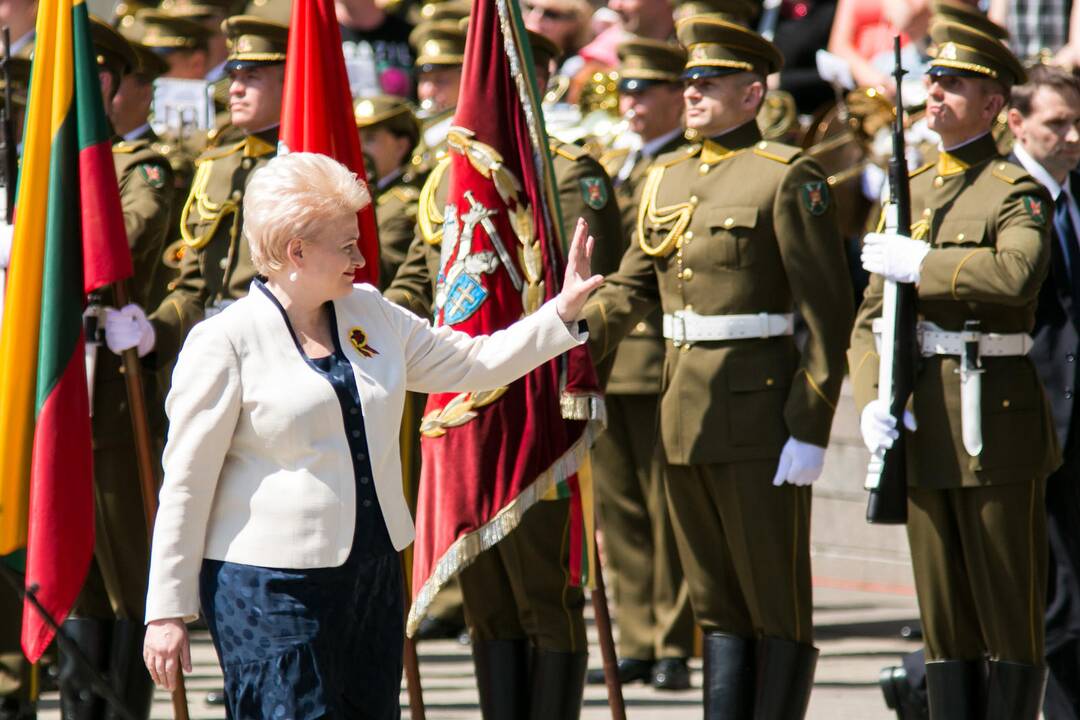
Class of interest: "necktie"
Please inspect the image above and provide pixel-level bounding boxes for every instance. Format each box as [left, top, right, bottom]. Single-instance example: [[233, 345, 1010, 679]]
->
[[1054, 190, 1080, 302]]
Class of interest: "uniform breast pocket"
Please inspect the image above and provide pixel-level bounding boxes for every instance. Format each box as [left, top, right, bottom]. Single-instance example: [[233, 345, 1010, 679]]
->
[[935, 220, 987, 248], [706, 206, 758, 269]]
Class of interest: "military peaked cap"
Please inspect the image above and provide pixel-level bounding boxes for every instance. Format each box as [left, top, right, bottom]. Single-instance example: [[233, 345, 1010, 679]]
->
[[677, 15, 783, 79], [929, 20, 1025, 88], [222, 15, 288, 71], [617, 36, 687, 91]]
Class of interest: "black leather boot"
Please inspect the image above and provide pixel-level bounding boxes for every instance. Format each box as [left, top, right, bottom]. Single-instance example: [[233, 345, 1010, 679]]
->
[[58, 618, 111, 720], [879, 664, 929, 720], [985, 660, 1048, 720], [703, 632, 754, 720], [925, 659, 985, 720], [527, 647, 587, 720], [105, 620, 152, 720], [753, 636, 819, 720], [472, 639, 529, 720], [0, 696, 35, 720]]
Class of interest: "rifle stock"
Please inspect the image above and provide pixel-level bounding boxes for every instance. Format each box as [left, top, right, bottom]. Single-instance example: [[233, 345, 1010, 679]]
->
[[864, 37, 918, 525], [0, 26, 16, 225]]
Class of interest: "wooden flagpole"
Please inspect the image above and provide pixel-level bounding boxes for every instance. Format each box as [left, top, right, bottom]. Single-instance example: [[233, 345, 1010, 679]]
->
[[590, 537, 626, 720], [112, 281, 190, 720]]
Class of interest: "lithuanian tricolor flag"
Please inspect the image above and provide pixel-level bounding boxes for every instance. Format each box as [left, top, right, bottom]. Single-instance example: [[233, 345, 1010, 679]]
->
[[0, 0, 132, 661]]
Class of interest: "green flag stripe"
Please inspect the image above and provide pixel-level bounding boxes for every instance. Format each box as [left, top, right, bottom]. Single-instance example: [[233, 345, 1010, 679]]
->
[[34, 111, 80, 412], [71, 4, 111, 149]]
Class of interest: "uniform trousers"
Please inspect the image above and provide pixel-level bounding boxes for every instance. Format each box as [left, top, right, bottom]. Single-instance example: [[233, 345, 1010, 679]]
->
[[0, 576, 29, 702], [592, 393, 694, 660], [74, 446, 152, 620], [907, 481, 1047, 664], [459, 498, 587, 652], [664, 460, 813, 643]]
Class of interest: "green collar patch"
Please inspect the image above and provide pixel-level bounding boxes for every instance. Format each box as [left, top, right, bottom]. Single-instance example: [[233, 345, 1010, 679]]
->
[[1023, 195, 1047, 226], [800, 180, 829, 216], [580, 176, 609, 210]]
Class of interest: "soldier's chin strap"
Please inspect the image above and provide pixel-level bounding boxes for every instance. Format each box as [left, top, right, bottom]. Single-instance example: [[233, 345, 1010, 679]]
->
[[0, 563, 139, 720]]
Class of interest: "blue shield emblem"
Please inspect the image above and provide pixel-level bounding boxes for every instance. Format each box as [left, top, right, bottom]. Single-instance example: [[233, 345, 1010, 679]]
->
[[444, 273, 488, 326]]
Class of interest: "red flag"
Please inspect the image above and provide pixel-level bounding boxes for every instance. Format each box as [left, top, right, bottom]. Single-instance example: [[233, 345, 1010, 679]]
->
[[0, 1, 133, 660], [407, 0, 604, 635], [280, 0, 379, 286]]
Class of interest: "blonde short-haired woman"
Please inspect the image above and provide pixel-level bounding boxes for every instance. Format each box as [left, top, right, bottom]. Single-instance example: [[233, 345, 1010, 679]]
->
[[141, 152, 603, 718]]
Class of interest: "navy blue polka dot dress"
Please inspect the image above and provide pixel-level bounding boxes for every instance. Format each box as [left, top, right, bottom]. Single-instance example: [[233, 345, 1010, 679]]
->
[[199, 286, 403, 720]]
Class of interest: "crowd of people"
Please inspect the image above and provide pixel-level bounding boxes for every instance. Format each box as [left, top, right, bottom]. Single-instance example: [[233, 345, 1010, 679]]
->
[[1, 0, 1080, 718]]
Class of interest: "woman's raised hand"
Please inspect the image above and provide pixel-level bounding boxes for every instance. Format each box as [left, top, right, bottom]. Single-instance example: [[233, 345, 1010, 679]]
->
[[143, 617, 192, 691], [556, 218, 605, 322]]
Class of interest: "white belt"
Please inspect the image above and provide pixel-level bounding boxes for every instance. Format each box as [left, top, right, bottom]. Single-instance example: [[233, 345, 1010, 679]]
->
[[662, 310, 794, 345], [871, 319, 1033, 357]]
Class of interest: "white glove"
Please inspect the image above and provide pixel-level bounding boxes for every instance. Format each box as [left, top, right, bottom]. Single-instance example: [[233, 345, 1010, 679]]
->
[[859, 399, 917, 456], [772, 437, 827, 487], [104, 304, 155, 357], [0, 223, 12, 269], [860, 232, 930, 284]]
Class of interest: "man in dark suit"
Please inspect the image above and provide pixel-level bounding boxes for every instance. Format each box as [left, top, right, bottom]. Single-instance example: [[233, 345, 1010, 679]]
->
[[878, 61, 1080, 720], [1009, 63, 1080, 720]]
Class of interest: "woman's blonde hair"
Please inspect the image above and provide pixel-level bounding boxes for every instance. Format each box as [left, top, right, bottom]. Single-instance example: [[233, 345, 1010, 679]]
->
[[243, 152, 371, 276]]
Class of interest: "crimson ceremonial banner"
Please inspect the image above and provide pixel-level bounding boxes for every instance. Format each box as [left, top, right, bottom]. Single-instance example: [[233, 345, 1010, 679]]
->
[[407, 0, 604, 635], [280, 0, 379, 286]]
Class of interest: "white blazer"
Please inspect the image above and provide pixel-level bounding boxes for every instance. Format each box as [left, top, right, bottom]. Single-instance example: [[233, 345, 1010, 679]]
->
[[144, 281, 585, 623]]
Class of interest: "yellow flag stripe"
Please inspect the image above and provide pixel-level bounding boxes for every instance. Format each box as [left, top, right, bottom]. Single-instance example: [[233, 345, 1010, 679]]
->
[[0, 0, 74, 554]]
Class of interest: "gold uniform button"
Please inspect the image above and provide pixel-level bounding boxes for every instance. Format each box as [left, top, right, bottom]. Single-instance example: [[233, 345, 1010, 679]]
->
[[680, 344, 691, 353], [923, 208, 932, 217], [1002, 399, 1011, 408], [956, 233, 965, 241], [933, 176, 944, 188], [219, 258, 228, 269], [724, 217, 734, 228], [682, 268, 694, 281], [757, 141, 768, 149], [699, 163, 710, 175], [689, 195, 699, 205], [684, 231, 694, 241], [766, 377, 775, 387], [634, 322, 648, 333], [684, 304, 693, 311]]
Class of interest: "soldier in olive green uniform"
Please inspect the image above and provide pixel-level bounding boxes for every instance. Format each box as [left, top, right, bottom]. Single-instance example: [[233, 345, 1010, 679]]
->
[[587, 37, 695, 692], [123, 16, 287, 366], [355, 96, 425, 288], [583, 18, 853, 718], [385, 31, 623, 719], [409, 18, 468, 179], [57, 22, 173, 720], [850, 23, 1056, 719]]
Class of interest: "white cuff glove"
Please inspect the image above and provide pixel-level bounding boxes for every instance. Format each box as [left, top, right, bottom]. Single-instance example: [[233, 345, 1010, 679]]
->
[[860, 232, 930, 284], [104, 303, 155, 357], [772, 437, 826, 487], [0, 223, 13, 269], [859, 399, 917, 456]]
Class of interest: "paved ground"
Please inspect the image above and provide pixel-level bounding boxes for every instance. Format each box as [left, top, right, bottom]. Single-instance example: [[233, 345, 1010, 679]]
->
[[36, 581, 921, 719]]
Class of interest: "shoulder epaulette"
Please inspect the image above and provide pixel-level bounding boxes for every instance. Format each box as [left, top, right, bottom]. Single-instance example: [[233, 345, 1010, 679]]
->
[[195, 138, 244, 166], [990, 160, 1028, 185], [599, 147, 629, 177], [654, 143, 699, 169], [909, 161, 935, 178], [550, 140, 588, 162], [112, 141, 138, 154], [388, 185, 420, 204], [752, 140, 800, 164]]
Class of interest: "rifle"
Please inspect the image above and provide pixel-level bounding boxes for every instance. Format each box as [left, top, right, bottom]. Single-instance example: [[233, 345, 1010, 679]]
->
[[0, 26, 16, 224], [864, 37, 917, 525]]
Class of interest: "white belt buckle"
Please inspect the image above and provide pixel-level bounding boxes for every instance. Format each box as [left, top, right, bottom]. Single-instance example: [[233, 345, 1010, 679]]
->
[[671, 312, 687, 348], [758, 312, 770, 339]]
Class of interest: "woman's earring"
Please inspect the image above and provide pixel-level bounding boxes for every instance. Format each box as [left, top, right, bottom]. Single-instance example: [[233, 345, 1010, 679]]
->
[[289, 271, 298, 282]]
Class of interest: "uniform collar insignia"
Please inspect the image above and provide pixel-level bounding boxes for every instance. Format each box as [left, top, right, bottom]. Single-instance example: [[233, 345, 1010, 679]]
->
[[936, 151, 970, 177], [700, 120, 762, 166]]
